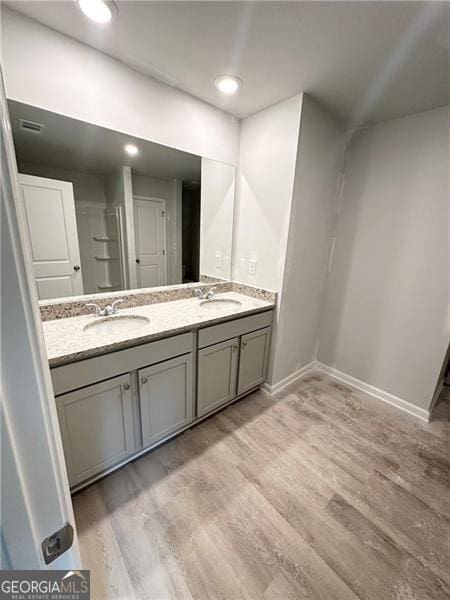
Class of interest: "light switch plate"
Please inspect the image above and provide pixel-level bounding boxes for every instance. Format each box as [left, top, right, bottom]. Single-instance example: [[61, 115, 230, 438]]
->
[[249, 260, 257, 276], [215, 255, 222, 269]]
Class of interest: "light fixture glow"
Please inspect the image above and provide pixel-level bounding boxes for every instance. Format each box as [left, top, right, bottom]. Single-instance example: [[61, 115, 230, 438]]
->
[[78, 0, 114, 24], [214, 74, 242, 95], [124, 144, 139, 156]]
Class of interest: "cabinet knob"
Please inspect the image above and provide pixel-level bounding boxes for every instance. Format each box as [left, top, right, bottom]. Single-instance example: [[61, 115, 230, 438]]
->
[[242, 341, 247, 348], [232, 344, 238, 351], [141, 377, 148, 385], [73, 265, 80, 271], [123, 383, 130, 391]]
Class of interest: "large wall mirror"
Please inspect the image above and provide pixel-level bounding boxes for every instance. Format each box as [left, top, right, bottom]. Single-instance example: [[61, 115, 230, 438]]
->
[[8, 100, 236, 301]]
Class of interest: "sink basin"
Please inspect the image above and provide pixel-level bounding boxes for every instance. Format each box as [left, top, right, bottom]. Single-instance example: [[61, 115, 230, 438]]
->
[[83, 315, 149, 335], [200, 298, 242, 309]]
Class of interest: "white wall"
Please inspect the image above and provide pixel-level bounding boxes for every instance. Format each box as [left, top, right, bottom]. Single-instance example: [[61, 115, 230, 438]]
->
[[318, 106, 449, 410], [232, 94, 303, 291], [132, 174, 172, 199], [2, 7, 240, 166], [270, 96, 344, 385], [200, 158, 235, 280]]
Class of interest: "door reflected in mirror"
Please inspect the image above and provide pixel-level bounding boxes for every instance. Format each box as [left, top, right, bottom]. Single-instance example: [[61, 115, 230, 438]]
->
[[8, 100, 235, 301]]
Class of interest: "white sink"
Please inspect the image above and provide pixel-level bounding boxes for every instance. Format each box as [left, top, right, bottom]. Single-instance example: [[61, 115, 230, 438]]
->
[[83, 315, 149, 335], [200, 298, 242, 309]]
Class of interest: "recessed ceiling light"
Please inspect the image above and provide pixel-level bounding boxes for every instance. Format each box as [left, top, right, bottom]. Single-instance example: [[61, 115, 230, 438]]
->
[[124, 144, 138, 156], [77, 0, 116, 24], [214, 74, 242, 95]]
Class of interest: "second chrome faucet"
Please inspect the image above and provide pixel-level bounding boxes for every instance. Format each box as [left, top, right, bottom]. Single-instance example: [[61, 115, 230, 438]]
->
[[86, 299, 124, 317], [195, 287, 216, 300]]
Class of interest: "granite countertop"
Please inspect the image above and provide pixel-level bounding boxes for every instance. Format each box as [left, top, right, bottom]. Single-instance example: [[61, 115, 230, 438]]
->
[[43, 292, 275, 368]]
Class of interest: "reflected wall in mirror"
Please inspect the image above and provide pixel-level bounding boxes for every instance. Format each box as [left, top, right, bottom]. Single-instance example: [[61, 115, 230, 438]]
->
[[8, 100, 236, 300], [200, 158, 235, 282]]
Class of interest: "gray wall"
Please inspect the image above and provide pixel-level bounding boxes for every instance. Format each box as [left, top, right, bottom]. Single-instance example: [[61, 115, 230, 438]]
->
[[318, 106, 449, 410], [269, 95, 344, 385]]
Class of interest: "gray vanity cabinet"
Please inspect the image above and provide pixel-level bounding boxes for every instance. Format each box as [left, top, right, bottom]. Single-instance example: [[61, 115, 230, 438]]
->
[[138, 353, 194, 447], [50, 314, 273, 490], [196, 311, 273, 418], [197, 337, 239, 418], [56, 373, 135, 487], [237, 327, 271, 395]]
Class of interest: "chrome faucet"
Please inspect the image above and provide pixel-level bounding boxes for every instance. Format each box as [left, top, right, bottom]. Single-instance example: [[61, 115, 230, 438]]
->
[[195, 287, 216, 300], [86, 299, 124, 316]]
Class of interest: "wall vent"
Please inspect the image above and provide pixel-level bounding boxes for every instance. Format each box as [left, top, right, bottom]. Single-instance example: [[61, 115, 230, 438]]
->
[[19, 119, 45, 134]]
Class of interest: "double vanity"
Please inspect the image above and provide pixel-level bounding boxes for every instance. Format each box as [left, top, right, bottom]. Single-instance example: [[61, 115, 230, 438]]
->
[[10, 96, 277, 492], [43, 287, 275, 491]]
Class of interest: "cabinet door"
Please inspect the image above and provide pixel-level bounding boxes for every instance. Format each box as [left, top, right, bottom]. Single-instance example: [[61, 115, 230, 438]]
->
[[237, 327, 271, 395], [139, 353, 193, 447], [197, 337, 239, 418], [56, 374, 135, 487]]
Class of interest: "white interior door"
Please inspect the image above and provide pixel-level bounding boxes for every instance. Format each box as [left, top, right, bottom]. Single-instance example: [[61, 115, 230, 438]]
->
[[2, 72, 80, 569], [18, 173, 84, 299], [134, 197, 167, 287]]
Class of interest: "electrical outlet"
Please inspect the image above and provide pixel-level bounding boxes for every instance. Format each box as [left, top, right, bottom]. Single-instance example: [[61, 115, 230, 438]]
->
[[215, 255, 222, 269], [249, 260, 257, 276]]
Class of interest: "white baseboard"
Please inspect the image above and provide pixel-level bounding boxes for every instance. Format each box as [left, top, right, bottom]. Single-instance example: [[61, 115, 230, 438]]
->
[[315, 362, 430, 422], [263, 360, 430, 422], [261, 361, 318, 396]]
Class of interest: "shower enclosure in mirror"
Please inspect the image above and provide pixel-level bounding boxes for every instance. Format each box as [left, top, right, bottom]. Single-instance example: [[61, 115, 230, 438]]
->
[[8, 100, 236, 300]]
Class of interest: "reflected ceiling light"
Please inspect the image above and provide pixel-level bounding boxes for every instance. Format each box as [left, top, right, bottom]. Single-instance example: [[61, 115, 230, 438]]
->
[[77, 0, 116, 24], [214, 74, 242, 95], [124, 144, 138, 156]]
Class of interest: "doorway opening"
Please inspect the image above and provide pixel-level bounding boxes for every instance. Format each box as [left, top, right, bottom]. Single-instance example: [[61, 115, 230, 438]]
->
[[181, 181, 200, 283], [430, 344, 450, 418]]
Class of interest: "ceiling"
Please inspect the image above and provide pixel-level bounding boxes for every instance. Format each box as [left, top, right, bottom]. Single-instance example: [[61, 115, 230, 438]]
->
[[9, 100, 202, 181], [6, 2, 450, 124]]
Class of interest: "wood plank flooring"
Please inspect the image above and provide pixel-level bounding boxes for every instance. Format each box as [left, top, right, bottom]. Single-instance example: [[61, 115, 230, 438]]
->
[[72, 375, 450, 600]]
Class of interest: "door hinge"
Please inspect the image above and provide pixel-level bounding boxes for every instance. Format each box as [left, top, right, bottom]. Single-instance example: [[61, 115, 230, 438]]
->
[[41, 523, 74, 564], [162, 249, 166, 256]]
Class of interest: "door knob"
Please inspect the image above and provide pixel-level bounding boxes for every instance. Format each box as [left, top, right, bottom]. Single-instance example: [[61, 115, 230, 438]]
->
[[73, 265, 80, 271], [136, 258, 141, 264]]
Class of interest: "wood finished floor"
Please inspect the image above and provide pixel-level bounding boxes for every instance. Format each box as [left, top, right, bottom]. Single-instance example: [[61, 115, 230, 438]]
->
[[73, 375, 450, 600]]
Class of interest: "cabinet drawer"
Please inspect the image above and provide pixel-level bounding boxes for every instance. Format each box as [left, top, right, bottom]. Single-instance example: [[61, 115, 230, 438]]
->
[[198, 310, 273, 349], [56, 373, 135, 487], [197, 338, 239, 417], [237, 327, 271, 395], [51, 332, 193, 395], [139, 353, 194, 447]]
